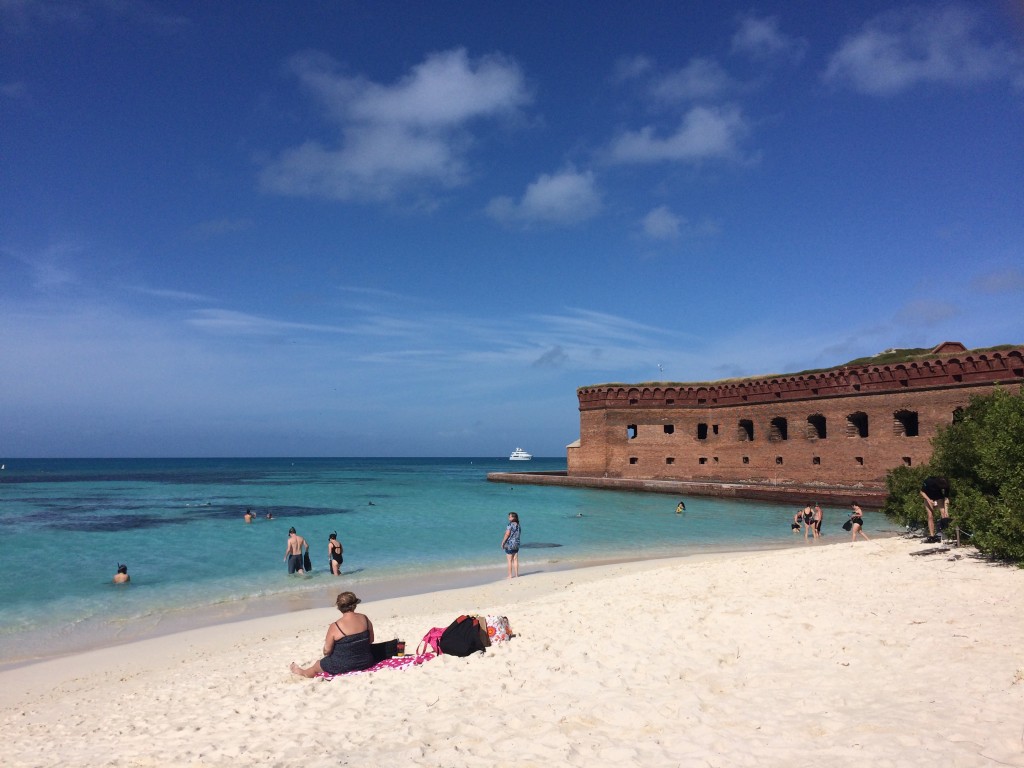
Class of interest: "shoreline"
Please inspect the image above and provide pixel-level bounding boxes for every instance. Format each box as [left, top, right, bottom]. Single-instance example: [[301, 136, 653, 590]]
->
[[2, 533, 1021, 767], [487, 470, 889, 507], [1, 535, 845, 672]]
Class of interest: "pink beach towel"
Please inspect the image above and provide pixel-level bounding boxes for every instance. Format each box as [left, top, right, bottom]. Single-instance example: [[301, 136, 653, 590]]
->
[[316, 652, 436, 680]]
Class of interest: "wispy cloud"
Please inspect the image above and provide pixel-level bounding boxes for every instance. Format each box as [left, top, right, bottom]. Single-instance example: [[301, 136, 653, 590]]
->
[[186, 217, 254, 240], [186, 309, 358, 336], [607, 104, 751, 164], [649, 58, 736, 103], [2, 243, 78, 291], [1, 81, 28, 99], [641, 206, 682, 240], [822, 4, 1021, 96], [640, 207, 720, 242], [731, 13, 807, 63], [970, 266, 1024, 295], [892, 299, 960, 327], [611, 55, 654, 83], [261, 48, 530, 202], [128, 286, 214, 303], [486, 168, 601, 226], [0, 0, 188, 35]]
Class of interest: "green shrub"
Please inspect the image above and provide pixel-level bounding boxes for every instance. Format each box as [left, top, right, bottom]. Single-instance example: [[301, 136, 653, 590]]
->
[[882, 465, 929, 529], [883, 387, 1024, 565]]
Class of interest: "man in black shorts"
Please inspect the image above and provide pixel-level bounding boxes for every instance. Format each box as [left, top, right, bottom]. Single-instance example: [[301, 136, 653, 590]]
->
[[284, 527, 309, 574], [919, 476, 951, 543]]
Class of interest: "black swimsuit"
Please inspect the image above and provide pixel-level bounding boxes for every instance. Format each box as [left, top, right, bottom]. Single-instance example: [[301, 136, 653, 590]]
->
[[331, 543, 343, 565], [320, 621, 373, 676]]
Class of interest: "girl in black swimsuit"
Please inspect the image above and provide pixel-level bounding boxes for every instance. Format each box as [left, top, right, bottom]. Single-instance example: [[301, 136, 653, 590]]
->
[[850, 503, 870, 543], [328, 532, 344, 576]]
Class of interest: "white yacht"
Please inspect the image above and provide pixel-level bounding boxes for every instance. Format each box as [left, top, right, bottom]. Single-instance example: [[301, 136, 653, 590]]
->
[[508, 447, 532, 461]]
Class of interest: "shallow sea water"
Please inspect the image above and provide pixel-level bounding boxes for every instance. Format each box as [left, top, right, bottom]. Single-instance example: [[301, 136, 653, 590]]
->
[[0, 457, 891, 665]]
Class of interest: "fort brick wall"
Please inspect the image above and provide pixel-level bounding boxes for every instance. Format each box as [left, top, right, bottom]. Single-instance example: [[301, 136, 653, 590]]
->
[[567, 347, 1024, 489]]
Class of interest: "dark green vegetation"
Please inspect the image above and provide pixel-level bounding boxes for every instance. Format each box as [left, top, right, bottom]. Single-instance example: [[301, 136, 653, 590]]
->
[[882, 388, 1024, 565]]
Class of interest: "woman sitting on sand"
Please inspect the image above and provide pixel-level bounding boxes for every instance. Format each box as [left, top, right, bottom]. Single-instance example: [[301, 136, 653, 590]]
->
[[290, 591, 374, 678]]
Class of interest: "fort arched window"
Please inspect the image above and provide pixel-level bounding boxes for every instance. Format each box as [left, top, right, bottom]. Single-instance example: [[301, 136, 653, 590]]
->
[[807, 414, 826, 440], [738, 419, 754, 441], [846, 412, 869, 438], [697, 423, 708, 440], [769, 417, 788, 441], [627, 424, 637, 440], [893, 410, 919, 437]]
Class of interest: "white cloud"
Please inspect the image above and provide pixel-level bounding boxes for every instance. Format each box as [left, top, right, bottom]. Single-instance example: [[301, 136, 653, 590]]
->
[[129, 286, 213, 303], [186, 217, 254, 239], [2, 243, 79, 291], [641, 206, 682, 240], [0, 0, 187, 35], [822, 4, 1021, 96], [971, 266, 1024, 295], [893, 299, 960, 327], [731, 14, 807, 63], [262, 48, 530, 202], [612, 55, 653, 83], [486, 168, 601, 225], [607, 105, 749, 164], [649, 57, 735, 102], [1, 81, 28, 99], [186, 309, 356, 336]]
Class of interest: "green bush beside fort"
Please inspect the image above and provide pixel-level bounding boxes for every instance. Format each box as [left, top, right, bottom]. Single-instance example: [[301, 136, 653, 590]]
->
[[883, 388, 1024, 565]]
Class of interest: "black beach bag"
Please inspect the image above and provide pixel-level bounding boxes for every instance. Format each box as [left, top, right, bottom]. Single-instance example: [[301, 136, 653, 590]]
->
[[439, 615, 486, 657], [842, 519, 853, 531], [303, 549, 312, 572]]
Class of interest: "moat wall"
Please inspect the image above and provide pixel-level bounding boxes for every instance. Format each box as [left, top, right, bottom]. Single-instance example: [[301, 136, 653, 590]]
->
[[566, 347, 1024, 491]]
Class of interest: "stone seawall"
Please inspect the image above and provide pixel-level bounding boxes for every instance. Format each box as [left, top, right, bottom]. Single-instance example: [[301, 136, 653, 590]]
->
[[486, 470, 887, 509]]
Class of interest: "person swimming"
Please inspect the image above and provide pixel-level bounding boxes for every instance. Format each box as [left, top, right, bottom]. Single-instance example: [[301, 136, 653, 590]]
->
[[113, 563, 130, 584]]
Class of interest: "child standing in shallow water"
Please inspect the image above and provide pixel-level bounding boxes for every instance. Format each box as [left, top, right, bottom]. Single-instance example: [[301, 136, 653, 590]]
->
[[501, 512, 521, 579]]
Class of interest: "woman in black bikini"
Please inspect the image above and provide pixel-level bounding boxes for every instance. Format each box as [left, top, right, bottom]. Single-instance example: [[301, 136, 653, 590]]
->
[[290, 591, 375, 677], [850, 503, 870, 543], [328, 532, 344, 576]]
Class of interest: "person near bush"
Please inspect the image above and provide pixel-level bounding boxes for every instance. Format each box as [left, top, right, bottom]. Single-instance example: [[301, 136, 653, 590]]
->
[[920, 476, 951, 542]]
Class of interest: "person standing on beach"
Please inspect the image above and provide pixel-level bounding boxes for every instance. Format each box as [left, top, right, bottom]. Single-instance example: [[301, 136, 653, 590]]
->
[[501, 512, 521, 579], [328, 532, 344, 576], [813, 503, 823, 536], [284, 527, 308, 574], [802, 504, 818, 540], [920, 476, 951, 543], [791, 509, 802, 532], [850, 504, 870, 542]]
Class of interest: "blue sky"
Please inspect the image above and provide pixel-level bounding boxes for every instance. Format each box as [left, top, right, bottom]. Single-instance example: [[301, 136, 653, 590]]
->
[[2, 1, 1023, 458]]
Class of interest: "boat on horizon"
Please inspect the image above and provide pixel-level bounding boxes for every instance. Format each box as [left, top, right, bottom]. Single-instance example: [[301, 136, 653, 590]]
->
[[509, 447, 532, 461]]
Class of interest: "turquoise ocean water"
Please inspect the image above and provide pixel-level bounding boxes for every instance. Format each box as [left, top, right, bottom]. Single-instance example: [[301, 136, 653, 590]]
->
[[0, 457, 890, 666]]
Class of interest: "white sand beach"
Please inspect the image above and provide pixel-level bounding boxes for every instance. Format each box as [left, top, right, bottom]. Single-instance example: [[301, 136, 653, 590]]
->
[[2, 536, 1022, 767]]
